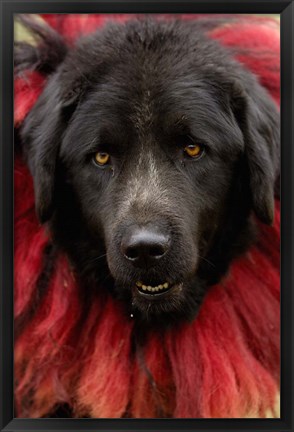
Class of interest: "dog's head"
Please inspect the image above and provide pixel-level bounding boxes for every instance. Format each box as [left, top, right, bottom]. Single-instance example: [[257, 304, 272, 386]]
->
[[18, 18, 279, 324]]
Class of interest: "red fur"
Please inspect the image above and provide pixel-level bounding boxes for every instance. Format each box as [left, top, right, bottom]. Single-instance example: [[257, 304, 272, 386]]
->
[[209, 21, 280, 105], [14, 15, 280, 418], [14, 71, 46, 127]]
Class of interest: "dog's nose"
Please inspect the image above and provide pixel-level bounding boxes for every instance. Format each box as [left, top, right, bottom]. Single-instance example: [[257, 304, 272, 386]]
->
[[121, 226, 170, 268]]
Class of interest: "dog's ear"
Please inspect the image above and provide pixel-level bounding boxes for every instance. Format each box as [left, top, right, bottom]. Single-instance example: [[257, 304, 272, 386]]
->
[[15, 15, 66, 223], [21, 76, 64, 223], [21, 71, 89, 223], [230, 75, 280, 225], [16, 16, 91, 223]]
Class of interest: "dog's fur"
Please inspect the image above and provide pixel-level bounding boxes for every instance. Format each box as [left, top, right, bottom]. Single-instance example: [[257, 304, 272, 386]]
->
[[14, 15, 281, 419], [16, 17, 279, 326]]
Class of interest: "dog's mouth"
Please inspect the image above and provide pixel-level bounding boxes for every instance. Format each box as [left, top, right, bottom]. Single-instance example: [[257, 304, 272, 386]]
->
[[128, 276, 202, 323], [135, 280, 183, 298]]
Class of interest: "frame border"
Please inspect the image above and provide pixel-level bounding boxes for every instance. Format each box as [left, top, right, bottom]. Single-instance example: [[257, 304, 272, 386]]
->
[[1, 1, 293, 431]]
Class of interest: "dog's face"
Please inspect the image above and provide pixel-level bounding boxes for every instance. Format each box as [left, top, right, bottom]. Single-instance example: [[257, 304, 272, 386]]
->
[[20, 19, 279, 324]]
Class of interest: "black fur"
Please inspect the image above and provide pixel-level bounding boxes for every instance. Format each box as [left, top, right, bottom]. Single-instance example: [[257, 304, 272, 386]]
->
[[16, 16, 280, 325]]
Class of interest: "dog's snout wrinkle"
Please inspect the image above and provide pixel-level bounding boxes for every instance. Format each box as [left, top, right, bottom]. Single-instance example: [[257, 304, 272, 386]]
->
[[121, 225, 170, 269]]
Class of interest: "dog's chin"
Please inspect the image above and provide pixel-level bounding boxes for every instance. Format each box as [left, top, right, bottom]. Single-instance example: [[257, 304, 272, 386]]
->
[[115, 276, 207, 326]]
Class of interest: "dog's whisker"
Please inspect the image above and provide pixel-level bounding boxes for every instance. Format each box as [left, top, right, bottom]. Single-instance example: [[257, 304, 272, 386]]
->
[[89, 253, 108, 264], [198, 255, 216, 268], [100, 272, 113, 285]]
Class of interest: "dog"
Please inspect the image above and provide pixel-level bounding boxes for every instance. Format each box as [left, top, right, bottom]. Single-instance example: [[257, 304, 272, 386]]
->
[[14, 15, 281, 419], [16, 16, 279, 326]]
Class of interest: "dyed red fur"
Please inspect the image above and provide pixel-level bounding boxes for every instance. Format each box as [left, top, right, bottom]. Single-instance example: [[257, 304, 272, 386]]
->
[[14, 15, 280, 418]]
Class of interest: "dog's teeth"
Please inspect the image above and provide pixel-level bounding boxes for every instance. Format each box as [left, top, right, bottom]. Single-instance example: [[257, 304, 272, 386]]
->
[[137, 281, 171, 293]]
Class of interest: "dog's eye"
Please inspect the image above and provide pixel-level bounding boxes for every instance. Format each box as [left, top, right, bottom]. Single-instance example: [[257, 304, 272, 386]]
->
[[94, 152, 110, 166], [184, 144, 204, 159]]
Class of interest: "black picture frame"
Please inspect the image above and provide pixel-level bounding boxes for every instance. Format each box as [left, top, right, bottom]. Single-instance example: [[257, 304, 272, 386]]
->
[[1, 1, 293, 431]]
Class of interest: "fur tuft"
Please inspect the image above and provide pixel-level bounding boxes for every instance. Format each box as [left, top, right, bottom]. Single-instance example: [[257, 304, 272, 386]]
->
[[14, 15, 67, 76]]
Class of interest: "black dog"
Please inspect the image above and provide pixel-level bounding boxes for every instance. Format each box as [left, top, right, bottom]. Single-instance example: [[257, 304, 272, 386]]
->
[[16, 17, 280, 325]]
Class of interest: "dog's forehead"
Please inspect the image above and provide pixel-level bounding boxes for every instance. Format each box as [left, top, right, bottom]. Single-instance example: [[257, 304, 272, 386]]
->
[[60, 30, 245, 160], [92, 77, 242, 151], [61, 75, 243, 163], [91, 70, 219, 127]]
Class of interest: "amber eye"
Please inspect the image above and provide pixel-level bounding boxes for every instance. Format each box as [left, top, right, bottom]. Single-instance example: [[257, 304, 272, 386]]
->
[[184, 144, 203, 159], [94, 152, 110, 166]]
